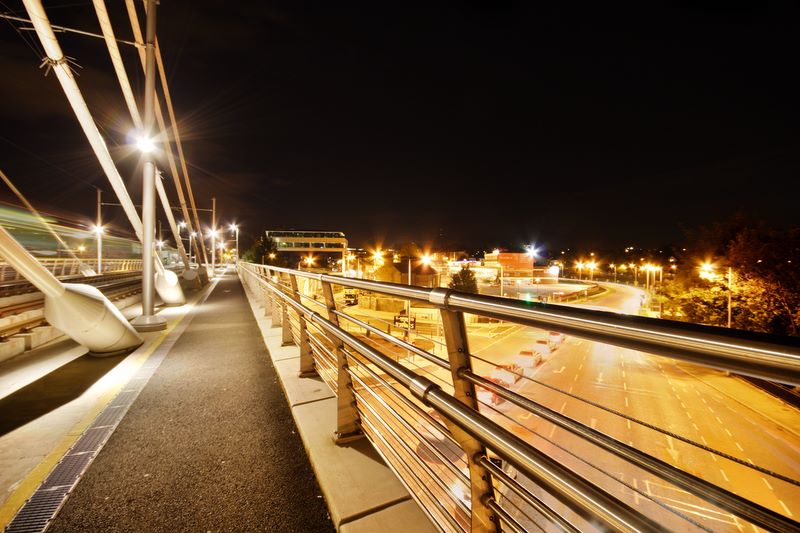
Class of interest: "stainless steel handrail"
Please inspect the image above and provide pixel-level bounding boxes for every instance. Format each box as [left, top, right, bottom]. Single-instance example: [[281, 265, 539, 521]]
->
[[245, 263, 800, 386], [239, 262, 800, 532], [240, 264, 665, 532]]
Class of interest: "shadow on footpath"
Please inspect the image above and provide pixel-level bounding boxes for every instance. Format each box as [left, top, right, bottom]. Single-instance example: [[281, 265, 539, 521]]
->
[[0, 352, 127, 436]]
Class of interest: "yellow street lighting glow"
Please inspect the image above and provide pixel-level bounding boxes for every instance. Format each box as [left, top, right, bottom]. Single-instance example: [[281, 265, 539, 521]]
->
[[421, 254, 432, 265], [77, 245, 86, 252]]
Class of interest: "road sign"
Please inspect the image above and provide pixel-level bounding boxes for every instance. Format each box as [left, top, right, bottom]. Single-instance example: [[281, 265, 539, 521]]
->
[[393, 315, 416, 329]]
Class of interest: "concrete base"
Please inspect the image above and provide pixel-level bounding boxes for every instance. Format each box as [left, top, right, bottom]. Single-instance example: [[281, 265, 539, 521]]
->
[[0, 338, 26, 364], [130, 314, 167, 332], [240, 274, 436, 532]]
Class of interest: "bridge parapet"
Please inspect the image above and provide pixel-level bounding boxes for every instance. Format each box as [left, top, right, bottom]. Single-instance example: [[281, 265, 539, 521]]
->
[[239, 262, 800, 532]]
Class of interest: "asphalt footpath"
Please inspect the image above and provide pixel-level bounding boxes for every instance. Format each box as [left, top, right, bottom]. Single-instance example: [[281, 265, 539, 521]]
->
[[47, 271, 335, 532]]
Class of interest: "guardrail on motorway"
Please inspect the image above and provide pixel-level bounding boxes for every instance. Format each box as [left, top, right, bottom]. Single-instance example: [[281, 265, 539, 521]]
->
[[238, 262, 800, 533], [0, 258, 143, 282]]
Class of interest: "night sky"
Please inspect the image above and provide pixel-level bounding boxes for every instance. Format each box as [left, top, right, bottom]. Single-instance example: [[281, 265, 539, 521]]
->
[[1, 1, 798, 253]]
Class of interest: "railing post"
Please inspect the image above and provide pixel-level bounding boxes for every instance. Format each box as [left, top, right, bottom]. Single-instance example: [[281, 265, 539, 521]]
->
[[289, 273, 315, 377], [439, 307, 498, 532], [279, 273, 293, 346], [320, 280, 362, 443]]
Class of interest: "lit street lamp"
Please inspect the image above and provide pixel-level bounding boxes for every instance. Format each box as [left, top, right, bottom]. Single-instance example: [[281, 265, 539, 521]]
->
[[586, 261, 597, 281], [228, 223, 239, 263], [699, 262, 733, 328], [610, 263, 617, 283]]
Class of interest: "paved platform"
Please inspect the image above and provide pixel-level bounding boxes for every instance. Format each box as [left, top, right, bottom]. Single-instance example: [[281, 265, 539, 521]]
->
[[2, 270, 333, 532]]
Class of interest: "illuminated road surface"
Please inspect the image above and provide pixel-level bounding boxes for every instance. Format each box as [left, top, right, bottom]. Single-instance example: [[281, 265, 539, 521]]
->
[[339, 281, 800, 531]]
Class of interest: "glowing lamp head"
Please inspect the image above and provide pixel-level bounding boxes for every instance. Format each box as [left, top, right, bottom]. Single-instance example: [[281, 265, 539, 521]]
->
[[421, 254, 432, 266], [229, 223, 238, 232], [135, 136, 156, 153], [77, 245, 86, 253], [178, 221, 187, 229], [156, 240, 164, 249]]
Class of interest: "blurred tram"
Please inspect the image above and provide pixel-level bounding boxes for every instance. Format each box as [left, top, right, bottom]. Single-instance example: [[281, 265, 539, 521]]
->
[[0, 203, 140, 258]]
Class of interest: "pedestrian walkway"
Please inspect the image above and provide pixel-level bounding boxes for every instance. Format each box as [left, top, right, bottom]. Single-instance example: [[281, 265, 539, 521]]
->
[[30, 270, 333, 532]]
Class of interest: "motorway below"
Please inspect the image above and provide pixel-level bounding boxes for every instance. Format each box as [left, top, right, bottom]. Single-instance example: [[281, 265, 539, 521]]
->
[[349, 280, 800, 531]]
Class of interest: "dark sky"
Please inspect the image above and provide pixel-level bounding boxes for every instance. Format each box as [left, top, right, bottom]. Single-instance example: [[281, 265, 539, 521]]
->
[[1, 1, 798, 253]]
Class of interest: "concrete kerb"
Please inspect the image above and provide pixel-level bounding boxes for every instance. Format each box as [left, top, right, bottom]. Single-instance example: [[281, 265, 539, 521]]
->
[[238, 271, 436, 532]]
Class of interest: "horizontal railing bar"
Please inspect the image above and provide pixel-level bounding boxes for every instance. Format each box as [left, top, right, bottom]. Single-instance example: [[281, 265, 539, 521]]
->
[[333, 309, 450, 369], [486, 497, 528, 533], [464, 371, 800, 532], [478, 455, 580, 533], [244, 263, 800, 386], [358, 414, 467, 533], [245, 267, 663, 532]]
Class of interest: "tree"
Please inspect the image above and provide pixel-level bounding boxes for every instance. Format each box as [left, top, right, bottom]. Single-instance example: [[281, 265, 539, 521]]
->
[[241, 234, 276, 264], [660, 219, 800, 336], [449, 265, 478, 293]]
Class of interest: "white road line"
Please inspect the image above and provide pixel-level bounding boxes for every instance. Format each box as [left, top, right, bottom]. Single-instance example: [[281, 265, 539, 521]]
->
[[676, 394, 681, 400], [590, 418, 597, 429], [708, 406, 715, 413], [701, 398, 707, 404], [578, 363, 583, 370], [716, 416, 724, 424], [627, 419, 631, 429], [686, 411, 693, 420], [746, 458, 754, 465], [559, 402, 566, 414], [735, 442, 744, 452], [622, 370, 626, 379], [632, 478, 640, 505], [681, 402, 686, 409], [624, 397, 629, 407], [762, 477, 773, 491], [623, 382, 627, 391], [573, 374, 578, 381], [700, 436, 708, 445], [520, 412, 533, 420], [709, 452, 718, 462], [549, 425, 557, 438], [720, 469, 729, 482], [692, 423, 699, 431], [568, 385, 573, 393], [779, 500, 793, 517], [724, 428, 732, 437]]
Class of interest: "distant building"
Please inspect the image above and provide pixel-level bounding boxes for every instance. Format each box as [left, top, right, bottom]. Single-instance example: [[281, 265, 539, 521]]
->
[[266, 230, 348, 268], [374, 258, 439, 287]]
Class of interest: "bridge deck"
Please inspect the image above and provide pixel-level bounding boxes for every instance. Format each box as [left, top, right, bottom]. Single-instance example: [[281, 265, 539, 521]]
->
[[39, 271, 333, 532]]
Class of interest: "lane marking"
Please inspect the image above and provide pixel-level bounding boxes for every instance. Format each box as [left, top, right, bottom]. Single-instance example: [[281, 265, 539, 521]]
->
[[735, 442, 744, 452], [559, 402, 566, 414], [548, 425, 557, 439], [686, 411, 692, 420], [590, 418, 597, 429], [724, 428, 732, 437], [779, 500, 793, 517], [720, 469, 729, 482], [624, 397, 629, 407], [762, 477, 773, 491], [623, 382, 627, 391], [627, 419, 632, 429]]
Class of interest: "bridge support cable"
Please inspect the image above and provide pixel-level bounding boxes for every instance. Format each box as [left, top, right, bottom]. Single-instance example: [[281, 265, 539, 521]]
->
[[125, 0, 210, 270], [19, 0, 185, 306], [0, 222, 142, 354]]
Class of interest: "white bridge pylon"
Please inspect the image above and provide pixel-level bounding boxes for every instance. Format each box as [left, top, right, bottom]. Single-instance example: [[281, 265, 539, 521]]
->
[[0, 224, 142, 356]]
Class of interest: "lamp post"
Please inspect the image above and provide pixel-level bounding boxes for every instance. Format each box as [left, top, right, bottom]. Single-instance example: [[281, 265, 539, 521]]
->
[[587, 261, 597, 281], [610, 263, 617, 283], [576, 261, 584, 280], [131, 0, 165, 332], [702, 263, 733, 328], [189, 231, 196, 264], [229, 223, 239, 263], [95, 187, 103, 273]]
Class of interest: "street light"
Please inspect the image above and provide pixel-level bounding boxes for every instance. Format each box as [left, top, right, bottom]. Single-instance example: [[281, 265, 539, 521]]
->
[[586, 261, 597, 281], [610, 263, 617, 283], [576, 261, 584, 280], [208, 228, 219, 274], [228, 223, 239, 263], [189, 231, 196, 264], [699, 262, 733, 328]]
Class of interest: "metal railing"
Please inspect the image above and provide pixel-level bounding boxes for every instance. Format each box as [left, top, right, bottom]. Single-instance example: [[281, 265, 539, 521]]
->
[[238, 262, 800, 533], [0, 258, 144, 282]]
